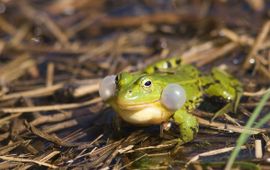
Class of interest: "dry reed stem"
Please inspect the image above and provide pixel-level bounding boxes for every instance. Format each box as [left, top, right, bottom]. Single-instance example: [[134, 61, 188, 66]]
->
[[0, 1, 268, 169], [245, 0, 265, 11], [0, 16, 16, 35], [0, 54, 36, 85], [9, 24, 30, 47], [1, 97, 101, 113], [0, 155, 58, 169], [18, 1, 71, 47], [242, 21, 270, 71], [197, 42, 238, 66], [46, 62, 54, 87], [0, 112, 22, 126], [185, 146, 247, 167], [197, 117, 264, 134], [19, 151, 60, 170], [0, 83, 64, 101]]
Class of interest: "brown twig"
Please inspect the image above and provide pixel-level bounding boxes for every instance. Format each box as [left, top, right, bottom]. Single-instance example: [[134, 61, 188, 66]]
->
[[1, 97, 101, 113], [242, 21, 270, 71], [0, 155, 58, 169], [185, 146, 247, 167]]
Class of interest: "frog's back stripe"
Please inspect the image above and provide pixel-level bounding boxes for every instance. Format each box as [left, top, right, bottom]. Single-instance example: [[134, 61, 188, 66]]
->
[[144, 56, 182, 74]]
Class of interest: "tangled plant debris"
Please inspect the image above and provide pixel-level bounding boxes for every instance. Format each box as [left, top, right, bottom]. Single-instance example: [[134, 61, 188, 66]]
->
[[0, 0, 269, 169]]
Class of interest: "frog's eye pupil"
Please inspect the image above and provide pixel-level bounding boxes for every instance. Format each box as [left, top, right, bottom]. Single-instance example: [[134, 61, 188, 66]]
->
[[144, 80, 151, 87]]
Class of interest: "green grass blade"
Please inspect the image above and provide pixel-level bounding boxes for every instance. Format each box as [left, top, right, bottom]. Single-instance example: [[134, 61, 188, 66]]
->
[[254, 112, 270, 128], [225, 88, 270, 170]]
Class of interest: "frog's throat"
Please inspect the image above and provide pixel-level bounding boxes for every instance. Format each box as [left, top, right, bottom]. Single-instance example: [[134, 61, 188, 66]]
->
[[116, 99, 161, 110], [113, 100, 173, 125]]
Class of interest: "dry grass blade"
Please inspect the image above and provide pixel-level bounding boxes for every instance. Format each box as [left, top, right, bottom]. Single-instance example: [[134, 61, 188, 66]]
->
[[197, 117, 264, 134], [185, 146, 247, 167], [73, 83, 99, 98], [25, 121, 79, 147], [0, 16, 16, 35], [0, 54, 36, 85], [257, 63, 270, 79], [245, 0, 265, 11], [220, 28, 254, 46], [125, 141, 177, 153], [9, 24, 30, 47], [196, 42, 238, 66], [0, 112, 22, 126], [0, 83, 64, 101], [243, 88, 270, 96], [18, 1, 71, 47], [1, 97, 101, 113], [0, 1, 269, 169], [0, 155, 58, 169], [46, 62, 54, 87], [0, 141, 30, 155], [0, 81, 99, 101], [19, 151, 60, 170], [242, 21, 270, 71], [119, 154, 147, 170]]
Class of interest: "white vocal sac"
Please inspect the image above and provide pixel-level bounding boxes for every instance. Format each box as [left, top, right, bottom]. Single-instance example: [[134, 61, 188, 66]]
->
[[161, 84, 186, 110], [99, 75, 116, 101]]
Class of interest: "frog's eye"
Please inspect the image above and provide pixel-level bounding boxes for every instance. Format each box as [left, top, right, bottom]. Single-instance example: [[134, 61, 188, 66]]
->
[[141, 78, 152, 90], [144, 80, 152, 87], [161, 84, 186, 110], [99, 75, 116, 101]]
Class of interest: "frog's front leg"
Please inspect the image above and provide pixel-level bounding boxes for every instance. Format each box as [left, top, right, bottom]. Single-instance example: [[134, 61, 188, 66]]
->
[[173, 109, 199, 144]]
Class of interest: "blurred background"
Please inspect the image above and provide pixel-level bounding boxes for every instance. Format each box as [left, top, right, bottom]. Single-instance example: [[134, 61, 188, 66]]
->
[[0, 0, 269, 169]]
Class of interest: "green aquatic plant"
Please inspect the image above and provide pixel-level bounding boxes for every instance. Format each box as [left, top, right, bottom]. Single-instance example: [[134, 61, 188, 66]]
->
[[225, 88, 270, 170]]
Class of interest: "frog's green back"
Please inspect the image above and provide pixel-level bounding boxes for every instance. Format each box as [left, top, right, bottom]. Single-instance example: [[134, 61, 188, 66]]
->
[[148, 64, 203, 111], [144, 56, 242, 110], [144, 56, 182, 74], [200, 68, 242, 102], [174, 65, 203, 110]]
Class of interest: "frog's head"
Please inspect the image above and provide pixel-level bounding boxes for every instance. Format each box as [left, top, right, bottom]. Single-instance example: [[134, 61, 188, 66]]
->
[[99, 72, 186, 125], [116, 72, 163, 106]]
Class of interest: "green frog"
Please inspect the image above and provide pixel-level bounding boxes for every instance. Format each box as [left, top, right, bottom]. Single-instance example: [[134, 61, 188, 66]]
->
[[99, 57, 242, 144]]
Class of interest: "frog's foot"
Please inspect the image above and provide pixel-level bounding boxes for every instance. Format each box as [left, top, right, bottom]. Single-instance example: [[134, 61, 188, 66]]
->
[[173, 109, 199, 145], [159, 121, 172, 138], [211, 87, 243, 122], [201, 68, 243, 122]]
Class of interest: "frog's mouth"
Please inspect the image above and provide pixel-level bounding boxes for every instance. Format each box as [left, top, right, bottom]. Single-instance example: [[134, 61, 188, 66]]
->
[[113, 99, 173, 125], [116, 99, 161, 110]]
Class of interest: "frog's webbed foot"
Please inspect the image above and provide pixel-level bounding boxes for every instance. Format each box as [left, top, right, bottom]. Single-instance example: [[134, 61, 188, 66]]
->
[[210, 84, 243, 122], [173, 109, 199, 145], [159, 121, 173, 138], [211, 87, 243, 122]]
